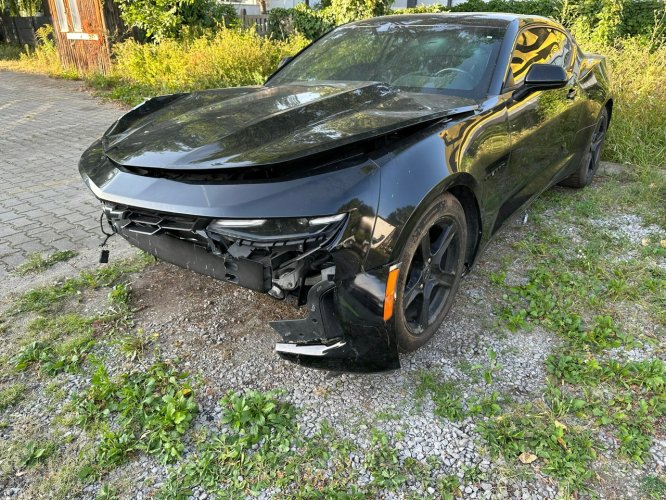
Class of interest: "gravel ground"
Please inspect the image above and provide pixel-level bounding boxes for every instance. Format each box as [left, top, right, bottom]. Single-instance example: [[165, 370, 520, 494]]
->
[[0, 170, 664, 499]]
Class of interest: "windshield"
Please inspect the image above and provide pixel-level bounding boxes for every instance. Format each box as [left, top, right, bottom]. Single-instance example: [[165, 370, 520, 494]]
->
[[269, 22, 504, 99]]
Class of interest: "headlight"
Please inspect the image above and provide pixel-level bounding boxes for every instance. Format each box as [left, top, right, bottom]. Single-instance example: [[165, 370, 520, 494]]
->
[[207, 214, 347, 243]]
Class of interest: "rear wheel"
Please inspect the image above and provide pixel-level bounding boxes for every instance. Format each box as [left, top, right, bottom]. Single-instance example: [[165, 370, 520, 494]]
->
[[394, 194, 467, 352], [560, 108, 609, 188]]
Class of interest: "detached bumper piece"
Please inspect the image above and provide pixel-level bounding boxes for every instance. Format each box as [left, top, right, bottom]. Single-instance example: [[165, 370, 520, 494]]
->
[[271, 271, 401, 373]]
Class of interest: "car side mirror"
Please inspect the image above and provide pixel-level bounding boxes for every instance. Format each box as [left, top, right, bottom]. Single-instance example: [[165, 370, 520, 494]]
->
[[277, 56, 294, 70], [513, 64, 568, 101]]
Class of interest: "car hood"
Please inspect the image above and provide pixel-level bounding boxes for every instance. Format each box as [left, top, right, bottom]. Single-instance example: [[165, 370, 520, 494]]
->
[[102, 82, 477, 170]]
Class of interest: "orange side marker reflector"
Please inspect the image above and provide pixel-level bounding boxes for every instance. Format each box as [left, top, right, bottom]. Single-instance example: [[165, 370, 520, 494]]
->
[[383, 266, 401, 321]]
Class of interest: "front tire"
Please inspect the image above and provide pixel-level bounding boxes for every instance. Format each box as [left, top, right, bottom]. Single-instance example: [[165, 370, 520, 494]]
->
[[560, 108, 609, 188], [394, 193, 467, 352]]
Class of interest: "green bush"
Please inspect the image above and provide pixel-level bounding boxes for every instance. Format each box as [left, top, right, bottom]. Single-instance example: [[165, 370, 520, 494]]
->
[[0, 0, 43, 16], [561, 0, 665, 44], [393, 0, 665, 46], [268, 7, 293, 39], [269, 0, 391, 41], [112, 28, 309, 94], [575, 34, 666, 173], [291, 3, 336, 40], [392, 3, 449, 14], [449, 0, 559, 16], [328, 0, 392, 24], [115, 0, 239, 42]]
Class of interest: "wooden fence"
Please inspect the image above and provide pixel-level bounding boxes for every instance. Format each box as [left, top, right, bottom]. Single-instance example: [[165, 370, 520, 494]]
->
[[241, 13, 271, 36], [0, 14, 51, 45]]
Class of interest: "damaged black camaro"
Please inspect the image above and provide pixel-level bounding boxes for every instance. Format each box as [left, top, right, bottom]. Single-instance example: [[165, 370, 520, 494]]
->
[[80, 13, 612, 372]]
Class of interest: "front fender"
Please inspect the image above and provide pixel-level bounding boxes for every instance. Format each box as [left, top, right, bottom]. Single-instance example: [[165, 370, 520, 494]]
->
[[365, 112, 498, 270]]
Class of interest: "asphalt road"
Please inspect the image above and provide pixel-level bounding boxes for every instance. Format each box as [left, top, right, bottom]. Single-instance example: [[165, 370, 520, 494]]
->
[[0, 71, 124, 277]]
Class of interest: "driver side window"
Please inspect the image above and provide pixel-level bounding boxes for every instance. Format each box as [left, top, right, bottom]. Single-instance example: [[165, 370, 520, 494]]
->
[[508, 27, 572, 87]]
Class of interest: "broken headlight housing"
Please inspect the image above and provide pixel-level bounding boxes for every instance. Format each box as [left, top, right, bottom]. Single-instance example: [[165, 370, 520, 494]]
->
[[206, 214, 347, 244]]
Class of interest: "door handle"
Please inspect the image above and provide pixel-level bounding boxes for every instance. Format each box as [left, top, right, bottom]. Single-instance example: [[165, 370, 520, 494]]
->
[[567, 87, 577, 99]]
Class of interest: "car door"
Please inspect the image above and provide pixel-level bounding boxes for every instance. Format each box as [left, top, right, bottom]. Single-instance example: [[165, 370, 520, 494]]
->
[[491, 26, 581, 230]]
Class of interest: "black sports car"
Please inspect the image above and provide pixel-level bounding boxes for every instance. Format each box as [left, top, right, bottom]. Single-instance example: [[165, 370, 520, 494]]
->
[[80, 13, 612, 372]]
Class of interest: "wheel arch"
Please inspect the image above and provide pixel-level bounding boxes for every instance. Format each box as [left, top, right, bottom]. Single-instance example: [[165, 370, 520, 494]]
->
[[604, 98, 613, 124], [447, 183, 482, 268], [383, 172, 484, 267]]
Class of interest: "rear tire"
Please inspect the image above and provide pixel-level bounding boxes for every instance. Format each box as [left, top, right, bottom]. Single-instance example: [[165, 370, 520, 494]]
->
[[560, 108, 609, 188], [394, 193, 467, 352]]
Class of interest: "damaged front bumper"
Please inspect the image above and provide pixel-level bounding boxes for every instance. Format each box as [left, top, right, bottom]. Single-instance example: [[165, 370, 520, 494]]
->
[[106, 207, 399, 372], [80, 137, 400, 372]]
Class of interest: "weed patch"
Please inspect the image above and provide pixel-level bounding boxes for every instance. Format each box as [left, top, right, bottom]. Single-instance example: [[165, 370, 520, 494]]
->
[[21, 440, 57, 467], [365, 428, 406, 489], [75, 361, 197, 467], [15, 250, 77, 275], [12, 335, 95, 376], [116, 328, 159, 361], [160, 390, 297, 497], [545, 353, 666, 462], [499, 267, 635, 349], [10, 253, 153, 314], [0, 382, 26, 411], [160, 392, 432, 497], [416, 373, 466, 421], [416, 371, 504, 421], [479, 404, 597, 491]]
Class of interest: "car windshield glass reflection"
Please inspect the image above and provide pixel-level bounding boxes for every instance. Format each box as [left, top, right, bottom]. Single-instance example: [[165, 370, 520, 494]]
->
[[269, 23, 504, 99]]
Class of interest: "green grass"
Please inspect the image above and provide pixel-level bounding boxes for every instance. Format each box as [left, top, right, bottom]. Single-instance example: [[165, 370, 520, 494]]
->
[[478, 403, 597, 493], [0, 43, 22, 60], [416, 371, 504, 422], [10, 314, 98, 376], [11, 334, 95, 376], [15, 250, 77, 275], [8, 285, 143, 378], [21, 439, 57, 467], [84, 73, 165, 106], [0, 382, 27, 411], [75, 361, 197, 468], [641, 475, 666, 499], [10, 253, 154, 315], [26, 313, 95, 342]]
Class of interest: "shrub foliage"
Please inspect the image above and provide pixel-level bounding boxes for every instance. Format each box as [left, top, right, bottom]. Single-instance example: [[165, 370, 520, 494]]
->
[[115, 0, 239, 41], [112, 28, 308, 93], [272, 0, 665, 43]]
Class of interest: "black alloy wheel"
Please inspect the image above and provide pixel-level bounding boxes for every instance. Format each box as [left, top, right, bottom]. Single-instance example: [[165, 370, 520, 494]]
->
[[561, 108, 609, 188], [394, 193, 467, 352]]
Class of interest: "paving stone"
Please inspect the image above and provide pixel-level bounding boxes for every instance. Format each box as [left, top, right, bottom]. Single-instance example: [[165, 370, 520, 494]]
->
[[0, 71, 125, 272]]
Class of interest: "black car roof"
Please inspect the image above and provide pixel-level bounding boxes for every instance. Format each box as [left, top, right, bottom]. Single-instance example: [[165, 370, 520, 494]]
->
[[351, 12, 557, 30]]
